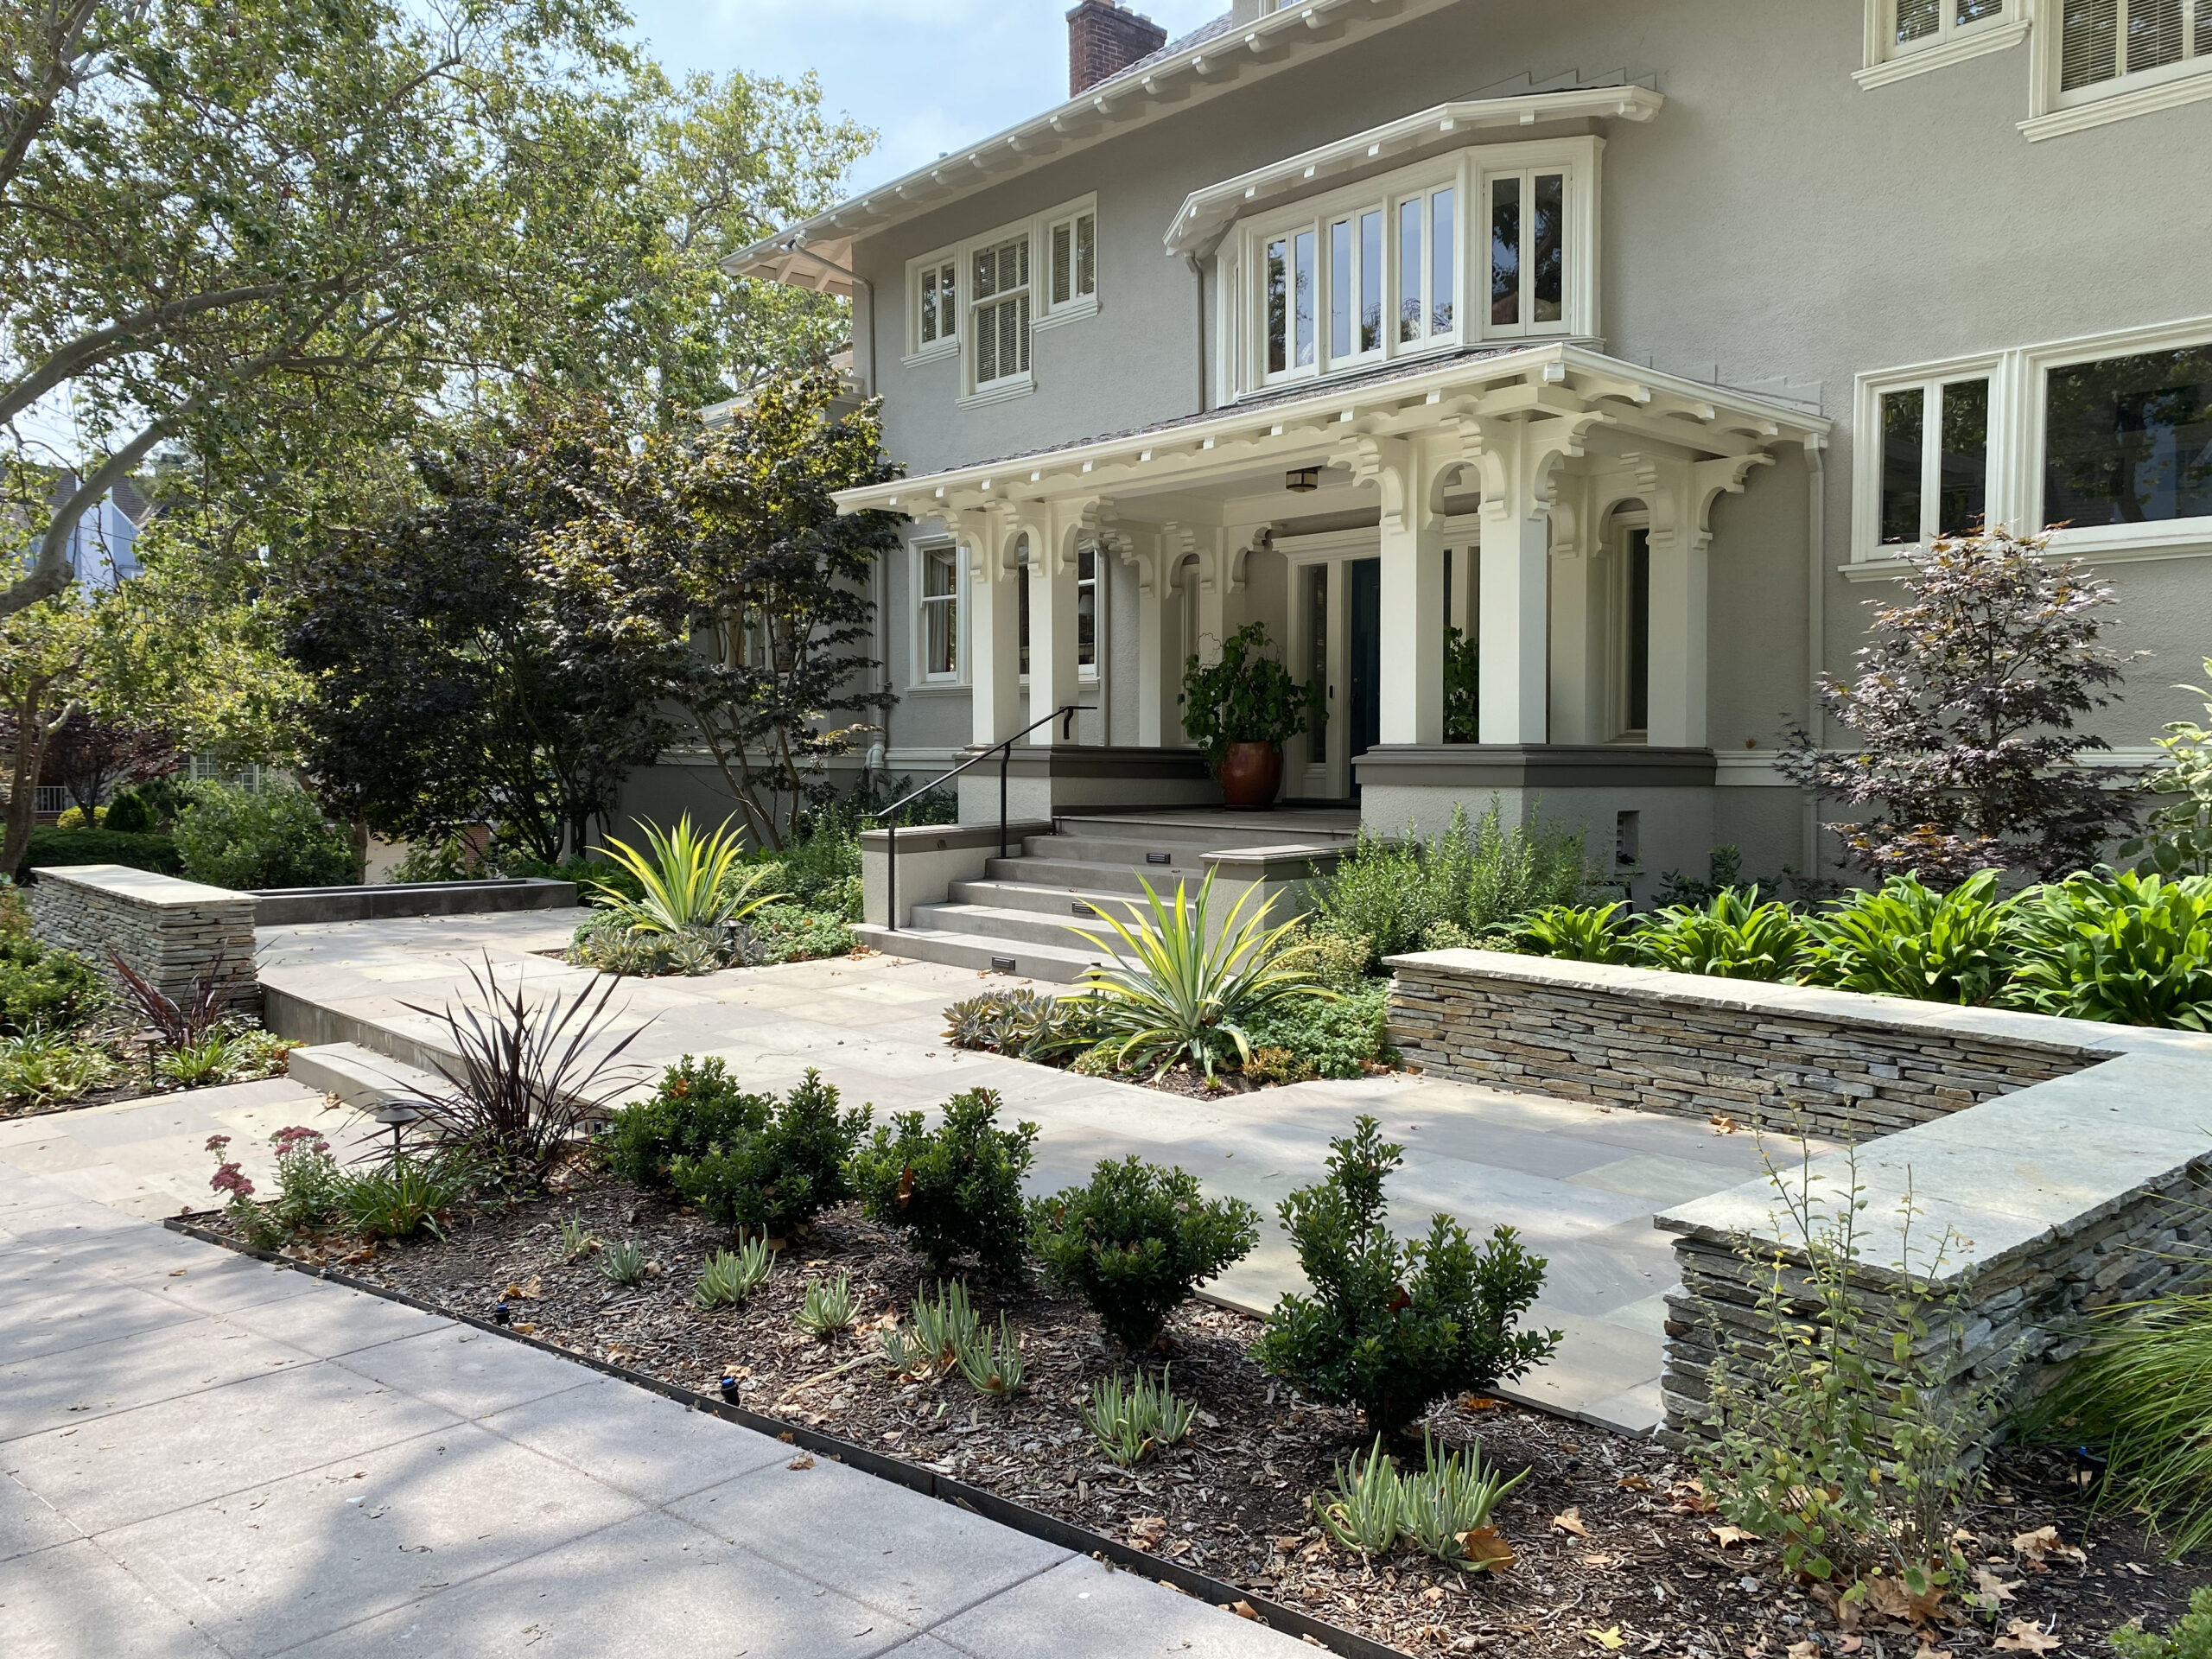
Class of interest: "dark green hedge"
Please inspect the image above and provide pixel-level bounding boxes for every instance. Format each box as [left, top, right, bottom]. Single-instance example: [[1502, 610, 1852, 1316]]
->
[[19, 828, 185, 880]]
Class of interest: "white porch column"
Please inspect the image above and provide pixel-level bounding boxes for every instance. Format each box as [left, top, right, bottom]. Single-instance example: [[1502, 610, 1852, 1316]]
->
[[1644, 522, 1707, 749], [1025, 505, 1082, 745], [1476, 422, 1566, 746], [1347, 437, 1446, 746], [952, 505, 1023, 749], [1119, 526, 1175, 748]]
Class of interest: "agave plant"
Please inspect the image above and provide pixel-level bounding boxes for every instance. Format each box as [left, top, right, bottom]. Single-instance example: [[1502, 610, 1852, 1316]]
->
[[587, 816, 784, 937], [941, 989, 1100, 1061], [1071, 869, 1331, 1080]]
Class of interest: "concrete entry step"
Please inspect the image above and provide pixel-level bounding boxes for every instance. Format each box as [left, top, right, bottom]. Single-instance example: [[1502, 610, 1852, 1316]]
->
[[907, 901, 1127, 953], [852, 924, 1102, 984], [286, 1042, 450, 1111], [946, 879, 1154, 921], [980, 855, 1167, 894]]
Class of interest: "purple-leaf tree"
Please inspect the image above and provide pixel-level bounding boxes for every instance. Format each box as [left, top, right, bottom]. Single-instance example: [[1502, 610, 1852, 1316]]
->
[[1777, 529, 2139, 886]]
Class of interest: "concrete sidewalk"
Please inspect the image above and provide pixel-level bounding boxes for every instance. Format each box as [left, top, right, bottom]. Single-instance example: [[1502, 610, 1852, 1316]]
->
[[256, 911, 1827, 1433], [0, 1166, 1308, 1659]]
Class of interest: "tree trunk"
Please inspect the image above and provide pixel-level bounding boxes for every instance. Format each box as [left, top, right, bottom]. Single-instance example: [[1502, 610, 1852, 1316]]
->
[[1, 683, 65, 877]]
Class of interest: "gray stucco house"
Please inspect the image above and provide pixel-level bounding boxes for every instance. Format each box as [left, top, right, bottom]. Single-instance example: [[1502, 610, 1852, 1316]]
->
[[694, 0, 2210, 965]]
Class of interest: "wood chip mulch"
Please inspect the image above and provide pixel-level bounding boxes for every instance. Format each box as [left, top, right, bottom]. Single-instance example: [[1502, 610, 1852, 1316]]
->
[[194, 1173, 2208, 1656]]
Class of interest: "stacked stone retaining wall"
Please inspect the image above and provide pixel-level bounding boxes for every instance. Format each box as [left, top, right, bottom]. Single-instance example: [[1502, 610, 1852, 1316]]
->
[[30, 864, 258, 1012], [1388, 951, 2101, 1140]]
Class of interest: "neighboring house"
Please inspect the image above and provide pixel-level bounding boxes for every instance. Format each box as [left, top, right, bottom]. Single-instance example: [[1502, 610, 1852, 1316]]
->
[[9, 470, 154, 591], [708, 0, 2212, 918]]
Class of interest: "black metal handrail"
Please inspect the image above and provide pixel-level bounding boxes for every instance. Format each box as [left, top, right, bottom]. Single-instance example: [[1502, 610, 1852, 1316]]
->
[[874, 704, 1090, 934]]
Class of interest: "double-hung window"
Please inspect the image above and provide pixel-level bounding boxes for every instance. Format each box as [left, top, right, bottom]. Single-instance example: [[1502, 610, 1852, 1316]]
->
[[971, 234, 1032, 391], [1857, 0, 2024, 83], [2026, 0, 2212, 134], [918, 543, 960, 682]]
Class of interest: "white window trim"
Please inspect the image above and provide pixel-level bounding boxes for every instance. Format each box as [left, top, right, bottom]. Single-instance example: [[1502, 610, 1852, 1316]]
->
[[1848, 314, 2212, 574], [903, 245, 961, 365], [1855, 0, 2028, 88], [1038, 195, 1101, 331], [1217, 137, 1599, 403], [1077, 543, 1103, 684], [911, 537, 965, 689], [2022, 0, 2212, 137]]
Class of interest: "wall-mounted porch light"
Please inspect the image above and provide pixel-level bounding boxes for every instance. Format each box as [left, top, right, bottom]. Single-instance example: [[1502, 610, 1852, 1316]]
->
[[1285, 467, 1320, 493]]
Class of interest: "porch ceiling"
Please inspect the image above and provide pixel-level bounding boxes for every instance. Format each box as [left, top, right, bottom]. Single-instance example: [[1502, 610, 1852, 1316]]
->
[[836, 342, 1831, 523]]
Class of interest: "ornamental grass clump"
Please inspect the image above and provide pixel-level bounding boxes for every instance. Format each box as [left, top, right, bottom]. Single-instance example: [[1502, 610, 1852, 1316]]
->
[[1255, 1116, 1559, 1440], [951, 1311, 1024, 1396], [1071, 868, 1329, 1081], [1313, 1434, 1524, 1569], [339, 1155, 469, 1242], [849, 1090, 1037, 1278], [598, 1239, 646, 1287], [585, 815, 785, 936], [909, 1279, 980, 1370], [1028, 1156, 1260, 1348]]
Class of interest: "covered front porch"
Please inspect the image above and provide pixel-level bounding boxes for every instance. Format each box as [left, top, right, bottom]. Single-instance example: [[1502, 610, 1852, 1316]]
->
[[840, 341, 1829, 892]]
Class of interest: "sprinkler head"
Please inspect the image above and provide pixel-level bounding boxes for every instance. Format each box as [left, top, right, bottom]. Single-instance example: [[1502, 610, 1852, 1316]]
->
[[493, 1301, 512, 1327], [718, 1374, 740, 1404]]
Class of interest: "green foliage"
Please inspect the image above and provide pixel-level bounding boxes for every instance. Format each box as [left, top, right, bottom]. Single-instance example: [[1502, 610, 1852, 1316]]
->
[[952, 1311, 1025, 1397], [1082, 1368, 1196, 1466], [2123, 663, 2212, 880], [2006, 870, 2212, 1030], [1029, 1157, 1261, 1348], [942, 988, 1102, 1063], [796, 1271, 856, 1338], [1255, 1116, 1559, 1439], [589, 816, 784, 934], [2110, 1586, 2212, 1659], [155, 1025, 294, 1090], [0, 1031, 117, 1107], [567, 914, 728, 977], [387, 836, 485, 884], [695, 1239, 774, 1310], [1073, 870, 1330, 1081], [52, 804, 105, 830], [1656, 845, 1747, 907], [557, 1215, 601, 1262], [1632, 887, 1808, 982], [757, 823, 863, 915], [1238, 982, 1391, 1080], [909, 1280, 980, 1371], [1278, 925, 1374, 992], [742, 903, 857, 963], [1306, 806, 1590, 972], [339, 1156, 469, 1242], [1316, 1438, 1403, 1554], [264, 1125, 346, 1236], [667, 1070, 871, 1238], [604, 1055, 766, 1188], [174, 783, 358, 890], [0, 937, 105, 1035], [2048, 1287, 2212, 1558], [1398, 1435, 1526, 1572], [101, 792, 155, 836], [1520, 901, 1636, 964], [849, 1089, 1038, 1278], [1179, 622, 1310, 768], [1801, 871, 2019, 1005], [1700, 1142, 1994, 1595], [22, 827, 182, 878], [1443, 626, 1480, 744], [599, 1240, 646, 1287]]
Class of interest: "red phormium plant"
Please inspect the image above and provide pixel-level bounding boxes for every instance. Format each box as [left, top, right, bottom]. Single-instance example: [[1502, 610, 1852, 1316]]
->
[[112, 951, 232, 1051]]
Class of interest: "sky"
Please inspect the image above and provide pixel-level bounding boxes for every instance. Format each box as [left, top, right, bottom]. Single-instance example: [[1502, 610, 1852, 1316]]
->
[[622, 0, 1230, 199]]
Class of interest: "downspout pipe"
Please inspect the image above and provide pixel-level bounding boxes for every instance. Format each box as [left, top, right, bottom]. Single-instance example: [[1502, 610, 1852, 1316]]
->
[[1804, 441, 1827, 880], [1186, 254, 1207, 415]]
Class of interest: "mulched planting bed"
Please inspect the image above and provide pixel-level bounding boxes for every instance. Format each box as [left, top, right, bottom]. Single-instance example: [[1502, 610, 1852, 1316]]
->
[[191, 1171, 2209, 1656]]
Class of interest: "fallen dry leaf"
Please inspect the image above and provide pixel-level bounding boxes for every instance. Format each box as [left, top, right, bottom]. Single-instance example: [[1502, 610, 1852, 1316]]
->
[[1973, 1567, 2024, 1608], [786, 1453, 815, 1471], [1458, 1526, 1516, 1572], [1994, 1621, 2062, 1655], [1789, 1642, 1821, 1659], [1229, 1601, 1260, 1622], [1669, 1478, 1719, 1515], [2012, 1526, 2087, 1569], [1709, 1525, 1758, 1548], [1580, 1554, 1618, 1569], [1459, 1395, 1501, 1412], [1129, 1515, 1169, 1551], [1864, 1574, 1948, 1628], [1583, 1629, 1627, 1653], [1553, 1508, 1592, 1538], [1617, 1474, 1654, 1492], [1709, 1113, 1742, 1134]]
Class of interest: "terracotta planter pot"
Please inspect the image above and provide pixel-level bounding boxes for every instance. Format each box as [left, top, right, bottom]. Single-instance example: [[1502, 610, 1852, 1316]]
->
[[1219, 741, 1283, 809]]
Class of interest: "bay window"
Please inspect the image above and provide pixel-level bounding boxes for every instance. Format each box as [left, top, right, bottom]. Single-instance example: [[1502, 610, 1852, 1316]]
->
[[1230, 137, 1593, 399]]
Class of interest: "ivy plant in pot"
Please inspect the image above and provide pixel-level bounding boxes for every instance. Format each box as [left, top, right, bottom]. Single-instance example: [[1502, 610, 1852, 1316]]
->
[[1179, 623, 1311, 809]]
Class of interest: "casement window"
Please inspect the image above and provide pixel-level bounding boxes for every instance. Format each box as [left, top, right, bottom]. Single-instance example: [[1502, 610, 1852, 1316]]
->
[[2024, 0, 2212, 135], [907, 251, 958, 359], [1046, 207, 1096, 318], [971, 234, 1032, 391], [1857, 0, 2025, 84], [1227, 138, 1590, 398], [917, 543, 960, 683], [1853, 317, 2212, 566]]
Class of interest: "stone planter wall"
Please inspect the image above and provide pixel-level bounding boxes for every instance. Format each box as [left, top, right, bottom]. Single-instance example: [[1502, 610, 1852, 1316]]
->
[[30, 863, 258, 1012], [1386, 950, 2108, 1141]]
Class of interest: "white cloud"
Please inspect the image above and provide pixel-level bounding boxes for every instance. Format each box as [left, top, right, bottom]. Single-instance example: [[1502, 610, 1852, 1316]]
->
[[623, 0, 1227, 194]]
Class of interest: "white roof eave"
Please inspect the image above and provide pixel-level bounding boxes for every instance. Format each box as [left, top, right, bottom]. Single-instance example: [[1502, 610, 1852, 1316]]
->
[[1162, 85, 1665, 256], [725, 0, 1465, 290]]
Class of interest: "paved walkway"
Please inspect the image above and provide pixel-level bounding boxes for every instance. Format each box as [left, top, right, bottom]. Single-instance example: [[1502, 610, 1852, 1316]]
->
[[0, 1155, 1308, 1658], [253, 911, 1828, 1433]]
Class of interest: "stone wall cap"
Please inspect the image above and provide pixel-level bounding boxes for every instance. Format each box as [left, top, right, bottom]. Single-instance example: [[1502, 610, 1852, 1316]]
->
[[1385, 948, 2120, 1057], [31, 863, 250, 906]]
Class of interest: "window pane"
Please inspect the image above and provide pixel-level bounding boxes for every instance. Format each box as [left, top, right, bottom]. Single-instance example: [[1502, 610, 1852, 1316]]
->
[[921, 270, 938, 343], [1626, 530, 1651, 732], [1305, 564, 1328, 743], [974, 246, 998, 301], [1532, 173, 1565, 325], [2062, 0, 2120, 87], [1490, 176, 1520, 326], [1266, 238, 1287, 374], [1358, 209, 1382, 352], [1052, 223, 1071, 306], [1430, 188, 1455, 334], [1880, 387, 1926, 544], [2045, 345, 2212, 527], [2129, 0, 2185, 67], [1294, 229, 1317, 367], [1936, 378, 1990, 537], [1017, 550, 1030, 677], [1076, 213, 1095, 296], [1077, 548, 1096, 669], [1398, 199, 1422, 344], [977, 304, 998, 383], [940, 264, 955, 323], [1330, 219, 1352, 359], [1956, 0, 2005, 20], [2199, 0, 2212, 55], [923, 546, 957, 599], [1897, 0, 1941, 43]]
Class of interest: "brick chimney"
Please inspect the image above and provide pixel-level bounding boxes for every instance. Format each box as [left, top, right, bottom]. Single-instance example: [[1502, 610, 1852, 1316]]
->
[[1067, 0, 1167, 97]]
